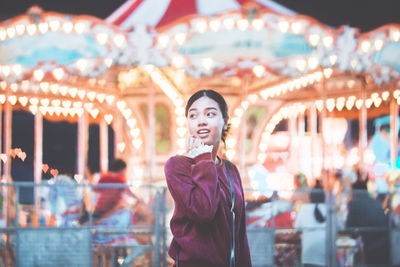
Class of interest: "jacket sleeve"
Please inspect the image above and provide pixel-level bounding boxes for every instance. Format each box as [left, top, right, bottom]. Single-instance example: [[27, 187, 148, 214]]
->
[[165, 153, 220, 223]]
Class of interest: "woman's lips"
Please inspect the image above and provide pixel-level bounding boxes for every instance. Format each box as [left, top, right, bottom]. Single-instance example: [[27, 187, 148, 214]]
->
[[197, 129, 210, 138]]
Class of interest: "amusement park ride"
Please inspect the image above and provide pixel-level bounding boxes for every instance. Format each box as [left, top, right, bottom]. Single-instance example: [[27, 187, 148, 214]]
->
[[0, 0, 399, 193]]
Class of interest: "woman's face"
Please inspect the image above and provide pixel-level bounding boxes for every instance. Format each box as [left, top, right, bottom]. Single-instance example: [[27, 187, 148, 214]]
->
[[187, 96, 227, 148]]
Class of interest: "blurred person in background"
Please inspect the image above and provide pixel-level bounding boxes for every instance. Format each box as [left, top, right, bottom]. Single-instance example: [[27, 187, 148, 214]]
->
[[346, 179, 390, 265], [294, 180, 328, 267]]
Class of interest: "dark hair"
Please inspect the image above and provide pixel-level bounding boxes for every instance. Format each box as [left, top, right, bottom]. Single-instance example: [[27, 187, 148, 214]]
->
[[109, 159, 126, 172], [310, 181, 326, 223], [185, 89, 230, 143], [352, 179, 368, 190]]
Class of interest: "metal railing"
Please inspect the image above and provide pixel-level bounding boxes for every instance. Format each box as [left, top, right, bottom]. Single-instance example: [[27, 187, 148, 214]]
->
[[0, 182, 399, 266], [244, 187, 400, 267], [0, 182, 168, 267]]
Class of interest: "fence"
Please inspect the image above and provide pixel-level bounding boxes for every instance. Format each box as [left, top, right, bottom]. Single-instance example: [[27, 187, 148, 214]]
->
[[0, 182, 399, 266], [0, 182, 167, 267], [245, 187, 400, 267]]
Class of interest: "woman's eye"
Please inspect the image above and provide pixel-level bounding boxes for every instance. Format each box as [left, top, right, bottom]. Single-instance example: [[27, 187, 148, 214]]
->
[[189, 114, 196, 119], [207, 112, 216, 117]]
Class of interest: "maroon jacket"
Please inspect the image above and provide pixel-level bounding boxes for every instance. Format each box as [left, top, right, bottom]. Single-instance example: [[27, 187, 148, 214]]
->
[[165, 152, 252, 267]]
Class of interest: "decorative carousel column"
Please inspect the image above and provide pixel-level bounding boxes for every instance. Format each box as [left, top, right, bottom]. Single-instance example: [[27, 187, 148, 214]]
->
[[309, 104, 317, 180], [147, 84, 156, 184], [34, 112, 43, 215], [77, 110, 88, 178], [100, 120, 108, 173], [390, 99, 399, 169], [358, 80, 367, 179], [288, 116, 297, 172], [297, 112, 305, 173], [114, 112, 123, 159], [2, 101, 12, 226]]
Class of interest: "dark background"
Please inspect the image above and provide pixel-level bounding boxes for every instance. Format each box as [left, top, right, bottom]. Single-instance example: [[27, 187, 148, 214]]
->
[[1, 0, 399, 32]]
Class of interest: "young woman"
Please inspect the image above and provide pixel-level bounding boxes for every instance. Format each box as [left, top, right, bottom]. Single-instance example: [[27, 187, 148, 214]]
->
[[164, 89, 252, 267]]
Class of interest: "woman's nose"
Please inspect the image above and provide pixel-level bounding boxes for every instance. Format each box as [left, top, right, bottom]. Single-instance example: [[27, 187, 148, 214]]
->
[[197, 115, 207, 125]]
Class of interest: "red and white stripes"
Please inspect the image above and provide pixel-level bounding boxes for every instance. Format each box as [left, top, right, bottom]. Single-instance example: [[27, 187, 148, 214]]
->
[[106, 0, 295, 29]]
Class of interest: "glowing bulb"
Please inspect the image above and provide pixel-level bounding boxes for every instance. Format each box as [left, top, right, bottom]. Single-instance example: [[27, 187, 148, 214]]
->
[[323, 35, 333, 48], [323, 68, 333, 78], [113, 34, 126, 48], [174, 32, 186, 45], [296, 59, 307, 72], [104, 114, 113, 124], [361, 41, 370, 53], [96, 33, 108, 45], [157, 34, 169, 47], [374, 39, 384, 51], [74, 22, 85, 34], [308, 57, 319, 70], [309, 34, 320, 46], [38, 23, 49, 34], [252, 19, 264, 31], [278, 21, 289, 32], [252, 65, 265, 78], [52, 68, 64, 81], [210, 20, 221, 32], [76, 59, 87, 72], [195, 20, 207, 33], [33, 69, 45, 81], [237, 19, 249, 31], [202, 57, 214, 70], [62, 22, 73, 33], [172, 56, 185, 68], [49, 20, 61, 31]]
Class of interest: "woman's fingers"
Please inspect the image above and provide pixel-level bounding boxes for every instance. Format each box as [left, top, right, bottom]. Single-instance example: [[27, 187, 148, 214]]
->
[[186, 135, 204, 152]]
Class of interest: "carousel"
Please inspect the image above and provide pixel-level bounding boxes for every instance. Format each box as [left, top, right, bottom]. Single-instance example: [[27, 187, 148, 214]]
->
[[0, 0, 400, 201]]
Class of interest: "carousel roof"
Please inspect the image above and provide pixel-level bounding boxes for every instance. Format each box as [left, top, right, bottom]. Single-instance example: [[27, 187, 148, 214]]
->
[[106, 0, 296, 29], [1, 3, 400, 166]]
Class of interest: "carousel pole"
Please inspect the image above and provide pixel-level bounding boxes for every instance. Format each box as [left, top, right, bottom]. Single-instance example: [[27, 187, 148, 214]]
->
[[77, 110, 88, 178], [3, 101, 12, 226], [33, 112, 43, 226], [320, 71, 338, 267], [288, 116, 297, 172], [298, 111, 305, 173], [390, 99, 399, 170], [358, 77, 367, 179], [114, 112, 123, 159], [100, 120, 108, 173], [309, 104, 317, 181], [147, 84, 156, 185]]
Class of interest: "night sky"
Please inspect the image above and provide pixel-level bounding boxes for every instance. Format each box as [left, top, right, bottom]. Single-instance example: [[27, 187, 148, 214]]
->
[[1, 0, 400, 32]]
